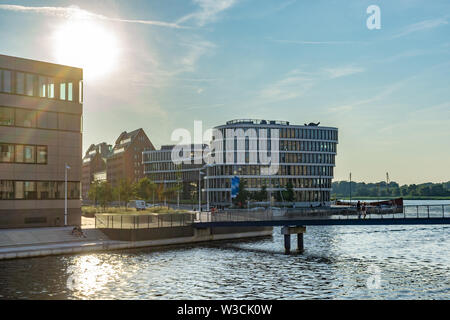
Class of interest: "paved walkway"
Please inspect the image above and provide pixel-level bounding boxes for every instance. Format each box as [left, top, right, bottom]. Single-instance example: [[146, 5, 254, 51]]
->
[[0, 225, 113, 260]]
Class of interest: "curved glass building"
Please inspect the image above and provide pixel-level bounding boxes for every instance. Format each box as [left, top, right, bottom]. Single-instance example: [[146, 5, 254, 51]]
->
[[207, 119, 338, 207]]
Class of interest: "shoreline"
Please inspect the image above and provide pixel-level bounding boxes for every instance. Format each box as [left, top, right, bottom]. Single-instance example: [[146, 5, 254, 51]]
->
[[0, 226, 273, 261], [334, 197, 450, 201]]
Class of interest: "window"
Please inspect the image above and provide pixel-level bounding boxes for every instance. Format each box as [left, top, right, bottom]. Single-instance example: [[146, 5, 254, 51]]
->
[[15, 109, 36, 127], [1, 70, 12, 93], [15, 145, 23, 163], [16, 72, 25, 94], [58, 113, 81, 131], [0, 107, 14, 126], [48, 78, 55, 98], [60, 82, 66, 100], [37, 111, 57, 129], [79, 80, 83, 103], [67, 82, 73, 101], [37, 146, 47, 164], [26, 74, 35, 96], [0, 181, 14, 200], [38, 76, 47, 97], [24, 145, 36, 163], [24, 181, 37, 199], [14, 181, 24, 199], [0, 144, 14, 162]]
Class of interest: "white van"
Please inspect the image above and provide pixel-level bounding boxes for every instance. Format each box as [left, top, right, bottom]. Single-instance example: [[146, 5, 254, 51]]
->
[[128, 200, 146, 211]]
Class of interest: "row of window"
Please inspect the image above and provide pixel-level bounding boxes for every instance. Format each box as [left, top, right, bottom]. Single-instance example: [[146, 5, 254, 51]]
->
[[208, 190, 331, 203], [280, 140, 336, 152], [280, 153, 335, 164], [0, 69, 83, 103], [0, 106, 81, 132], [0, 180, 80, 200], [218, 127, 338, 141], [209, 177, 332, 189], [209, 164, 334, 177], [0, 143, 47, 164], [147, 166, 334, 184]]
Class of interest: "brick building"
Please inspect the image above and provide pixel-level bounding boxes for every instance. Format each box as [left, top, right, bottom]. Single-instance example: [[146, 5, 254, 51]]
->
[[106, 129, 154, 188], [81, 142, 112, 200]]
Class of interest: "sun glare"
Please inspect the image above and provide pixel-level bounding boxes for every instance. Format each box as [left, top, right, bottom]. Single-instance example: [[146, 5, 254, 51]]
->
[[53, 19, 119, 79]]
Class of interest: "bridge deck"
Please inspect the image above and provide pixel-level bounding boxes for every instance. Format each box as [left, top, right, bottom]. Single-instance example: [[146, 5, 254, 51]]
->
[[193, 204, 450, 228], [193, 217, 450, 228]]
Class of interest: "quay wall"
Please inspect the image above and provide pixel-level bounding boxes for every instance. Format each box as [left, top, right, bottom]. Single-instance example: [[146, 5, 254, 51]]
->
[[0, 226, 273, 260]]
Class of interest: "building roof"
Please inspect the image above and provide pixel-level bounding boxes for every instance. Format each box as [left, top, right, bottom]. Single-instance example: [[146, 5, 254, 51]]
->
[[83, 142, 112, 160]]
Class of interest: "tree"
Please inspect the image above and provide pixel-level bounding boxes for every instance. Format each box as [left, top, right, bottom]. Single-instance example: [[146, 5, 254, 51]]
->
[[284, 181, 294, 202], [136, 177, 156, 202], [275, 184, 285, 202], [235, 180, 250, 207], [88, 181, 100, 206], [97, 181, 114, 211], [116, 179, 136, 210]]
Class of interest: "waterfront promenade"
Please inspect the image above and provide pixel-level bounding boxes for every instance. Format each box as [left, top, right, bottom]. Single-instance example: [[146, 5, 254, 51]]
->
[[0, 217, 272, 260]]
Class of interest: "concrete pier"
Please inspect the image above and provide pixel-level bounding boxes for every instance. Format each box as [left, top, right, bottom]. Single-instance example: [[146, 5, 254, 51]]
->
[[0, 226, 273, 260], [281, 226, 306, 254]]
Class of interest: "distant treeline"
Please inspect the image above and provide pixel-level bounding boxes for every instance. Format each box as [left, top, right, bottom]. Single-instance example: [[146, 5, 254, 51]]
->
[[331, 181, 450, 199]]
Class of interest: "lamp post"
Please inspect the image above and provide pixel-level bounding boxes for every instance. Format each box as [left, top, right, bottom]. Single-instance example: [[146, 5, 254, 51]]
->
[[205, 164, 213, 212], [65, 163, 71, 226], [198, 164, 213, 212], [198, 170, 205, 212]]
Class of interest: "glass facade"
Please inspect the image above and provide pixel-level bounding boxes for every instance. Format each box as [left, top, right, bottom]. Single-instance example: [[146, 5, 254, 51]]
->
[[0, 106, 81, 132], [207, 120, 338, 206], [143, 122, 338, 207], [0, 68, 81, 102], [0, 180, 80, 200], [0, 143, 47, 164]]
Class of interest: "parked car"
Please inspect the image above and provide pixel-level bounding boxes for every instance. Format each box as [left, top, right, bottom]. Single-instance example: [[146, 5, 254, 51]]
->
[[128, 200, 146, 211], [270, 207, 286, 217], [145, 203, 155, 209]]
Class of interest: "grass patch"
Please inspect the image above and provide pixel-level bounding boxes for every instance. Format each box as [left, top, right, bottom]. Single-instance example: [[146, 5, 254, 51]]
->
[[82, 205, 191, 216]]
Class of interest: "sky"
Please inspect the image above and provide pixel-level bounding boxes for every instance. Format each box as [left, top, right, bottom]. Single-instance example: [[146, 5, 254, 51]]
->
[[0, 0, 449, 185]]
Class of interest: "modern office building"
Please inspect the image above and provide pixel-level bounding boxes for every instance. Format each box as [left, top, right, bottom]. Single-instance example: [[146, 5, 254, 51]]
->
[[207, 119, 338, 207], [142, 119, 338, 208], [143, 144, 207, 202], [0, 54, 83, 228], [107, 128, 155, 188], [81, 142, 112, 200]]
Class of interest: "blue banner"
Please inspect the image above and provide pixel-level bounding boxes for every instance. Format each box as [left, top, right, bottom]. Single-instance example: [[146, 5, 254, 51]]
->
[[231, 176, 240, 199]]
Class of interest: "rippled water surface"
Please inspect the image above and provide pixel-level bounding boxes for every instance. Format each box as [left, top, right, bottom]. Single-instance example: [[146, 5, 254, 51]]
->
[[0, 200, 449, 299]]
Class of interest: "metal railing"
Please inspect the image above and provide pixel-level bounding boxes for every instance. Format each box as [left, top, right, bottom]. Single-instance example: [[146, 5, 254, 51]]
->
[[194, 205, 450, 223], [95, 213, 195, 229]]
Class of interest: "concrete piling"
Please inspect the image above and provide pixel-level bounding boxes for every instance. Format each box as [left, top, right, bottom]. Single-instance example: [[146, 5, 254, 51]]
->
[[284, 234, 291, 254], [281, 226, 306, 254]]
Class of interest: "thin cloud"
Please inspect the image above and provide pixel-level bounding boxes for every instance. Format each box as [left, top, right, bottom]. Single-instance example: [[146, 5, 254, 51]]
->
[[176, 0, 237, 26], [323, 66, 365, 79], [269, 38, 365, 45], [259, 65, 365, 103], [391, 17, 448, 39], [0, 4, 185, 29]]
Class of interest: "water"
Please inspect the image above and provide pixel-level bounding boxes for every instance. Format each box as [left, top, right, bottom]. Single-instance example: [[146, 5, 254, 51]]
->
[[0, 200, 449, 299]]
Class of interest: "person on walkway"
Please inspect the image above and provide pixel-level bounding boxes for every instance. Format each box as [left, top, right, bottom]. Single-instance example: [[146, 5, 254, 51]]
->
[[362, 203, 367, 219], [357, 201, 361, 219]]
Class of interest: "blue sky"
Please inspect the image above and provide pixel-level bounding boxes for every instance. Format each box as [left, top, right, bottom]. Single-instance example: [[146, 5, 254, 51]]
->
[[0, 0, 449, 184]]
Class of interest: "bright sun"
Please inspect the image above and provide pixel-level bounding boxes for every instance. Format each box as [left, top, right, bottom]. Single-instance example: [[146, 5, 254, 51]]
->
[[53, 19, 119, 79]]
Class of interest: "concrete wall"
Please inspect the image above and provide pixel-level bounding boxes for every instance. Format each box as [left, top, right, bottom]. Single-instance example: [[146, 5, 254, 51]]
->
[[100, 226, 273, 242]]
